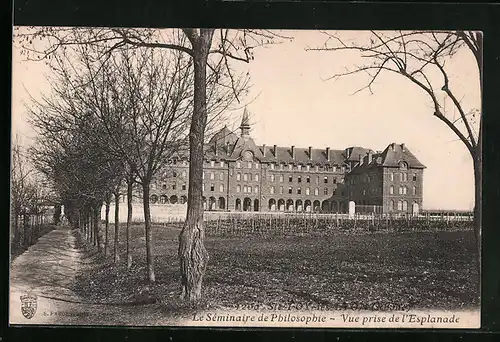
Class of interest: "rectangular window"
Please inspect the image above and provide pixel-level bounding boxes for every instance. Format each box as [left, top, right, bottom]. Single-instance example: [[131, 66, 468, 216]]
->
[[289, 175, 293, 183], [306, 165, 310, 171], [333, 178, 337, 184], [182, 184, 186, 190], [324, 188, 328, 195], [333, 166, 337, 172], [202, 183, 205, 191], [413, 174, 417, 181], [288, 164, 293, 170], [248, 162, 252, 169], [297, 165, 302, 171], [297, 188, 301, 195], [219, 184, 224, 192], [270, 174, 275, 182], [210, 172, 215, 180], [211, 160, 215, 167], [270, 163, 275, 170], [280, 186, 284, 194], [306, 176, 310, 183], [280, 175, 284, 183], [280, 164, 284, 170], [314, 188, 319, 196], [255, 163, 259, 169], [254, 186, 259, 194], [210, 184, 215, 191], [254, 174, 259, 181], [243, 174, 248, 181], [306, 188, 310, 195], [390, 173, 394, 181], [172, 184, 176, 190], [298, 176, 302, 183], [288, 187, 293, 194], [219, 173, 224, 181], [220, 161, 224, 167], [324, 176, 328, 184], [270, 186, 275, 194], [237, 161, 241, 168]]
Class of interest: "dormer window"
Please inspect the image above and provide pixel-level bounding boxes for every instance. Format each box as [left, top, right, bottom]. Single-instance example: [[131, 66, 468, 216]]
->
[[399, 161, 408, 170]]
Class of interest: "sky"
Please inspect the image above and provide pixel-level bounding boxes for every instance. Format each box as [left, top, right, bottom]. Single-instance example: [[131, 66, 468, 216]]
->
[[11, 29, 480, 211]]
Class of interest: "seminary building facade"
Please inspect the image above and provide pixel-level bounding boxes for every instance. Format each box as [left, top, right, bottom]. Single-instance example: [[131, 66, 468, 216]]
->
[[148, 109, 426, 214]]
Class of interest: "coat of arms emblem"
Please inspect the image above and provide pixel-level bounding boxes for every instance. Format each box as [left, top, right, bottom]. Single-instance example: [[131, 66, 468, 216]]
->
[[20, 293, 37, 319]]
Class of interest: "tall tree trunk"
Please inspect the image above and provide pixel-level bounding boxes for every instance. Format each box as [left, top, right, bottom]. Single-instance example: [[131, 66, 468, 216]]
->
[[104, 197, 110, 256], [90, 208, 94, 245], [114, 192, 120, 263], [93, 203, 103, 253], [178, 30, 213, 301], [142, 182, 155, 282], [473, 151, 481, 297], [127, 178, 134, 269], [14, 212, 20, 246]]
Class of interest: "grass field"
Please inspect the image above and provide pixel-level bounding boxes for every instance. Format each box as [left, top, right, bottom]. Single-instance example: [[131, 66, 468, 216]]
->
[[72, 223, 479, 315]]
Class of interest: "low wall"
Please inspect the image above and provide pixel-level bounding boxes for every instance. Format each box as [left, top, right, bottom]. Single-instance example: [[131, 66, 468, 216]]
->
[[101, 203, 187, 223]]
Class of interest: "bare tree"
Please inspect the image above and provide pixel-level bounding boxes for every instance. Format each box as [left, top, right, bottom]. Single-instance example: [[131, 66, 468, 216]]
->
[[309, 30, 482, 257], [16, 26, 289, 301]]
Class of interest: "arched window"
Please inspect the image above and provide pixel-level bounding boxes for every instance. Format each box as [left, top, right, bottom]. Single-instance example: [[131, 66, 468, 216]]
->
[[219, 173, 224, 181], [280, 186, 284, 194], [398, 186, 403, 195], [236, 161, 241, 168], [390, 172, 394, 181], [389, 185, 394, 195], [243, 185, 248, 193], [399, 172, 404, 182], [254, 186, 259, 193], [279, 175, 284, 183], [298, 176, 302, 183], [297, 187, 302, 195], [236, 185, 241, 193], [314, 188, 319, 196], [402, 200, 408, 211], [288, 187, 293, 194], [270, 186, 275, 194], [254, 174, 259, 181], [219, 184, 224, 192], [248, 162, 252, 169], [210, 172, 215, 180], [403, 186, 408, 195], [237, 173, 241, 181], [270, 174, 275, 182], [289, 175, 293, 183], [397, 200, 403, 211], [324, 188, 328, 195], [305, 187, 310, 195], [389, 200, 394, 211], [413, 186, 417, 195], [243, 173, 248, 181]]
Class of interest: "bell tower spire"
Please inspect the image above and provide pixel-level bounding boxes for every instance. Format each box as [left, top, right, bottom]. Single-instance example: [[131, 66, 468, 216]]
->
[[240, 106, 251, 137]]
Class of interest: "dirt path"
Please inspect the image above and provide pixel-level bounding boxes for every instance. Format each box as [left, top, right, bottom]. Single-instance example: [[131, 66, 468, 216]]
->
[[9, 225, 170, 326]]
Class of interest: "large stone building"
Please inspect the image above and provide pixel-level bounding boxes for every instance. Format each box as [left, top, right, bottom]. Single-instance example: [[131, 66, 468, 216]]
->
[[149, 109, 425, 214]]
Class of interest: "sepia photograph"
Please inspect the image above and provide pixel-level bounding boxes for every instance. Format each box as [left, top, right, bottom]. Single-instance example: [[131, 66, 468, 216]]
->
[[10, 28, 481, 328]]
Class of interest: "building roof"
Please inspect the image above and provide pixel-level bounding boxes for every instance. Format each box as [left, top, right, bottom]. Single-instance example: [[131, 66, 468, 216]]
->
[[349, 142, 426, 172]]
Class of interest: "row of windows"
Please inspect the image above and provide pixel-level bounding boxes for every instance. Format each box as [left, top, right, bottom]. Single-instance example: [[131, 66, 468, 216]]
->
[[388, 172, 418, 182], [154, 183, 187, 191], [236, 173, 259, 181], [270, 186, 334, 196], [389, 185, 417, 195], [235, 161, 347, 172], [202, 172, 226, 181], [388, 200, 416, 211], [269, 174, 340, 184], [201, 183, 225, 192], [236, 185, 259, 194]]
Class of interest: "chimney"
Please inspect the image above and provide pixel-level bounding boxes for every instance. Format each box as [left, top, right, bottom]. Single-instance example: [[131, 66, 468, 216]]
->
[[291, 145, 296, 159], [359, 154, 363, 165], [262, 144, 266, 157], [391, 143, 395, 151], [367, 151, 373, 164], [273, 144, 277, 157], [326, 147, 330, 161], [401, 143, 405, 152], [308, 146, 312, 160]]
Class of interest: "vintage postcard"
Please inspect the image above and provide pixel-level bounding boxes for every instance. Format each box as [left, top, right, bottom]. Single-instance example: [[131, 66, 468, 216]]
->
[[10, 28, 481, 328]]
